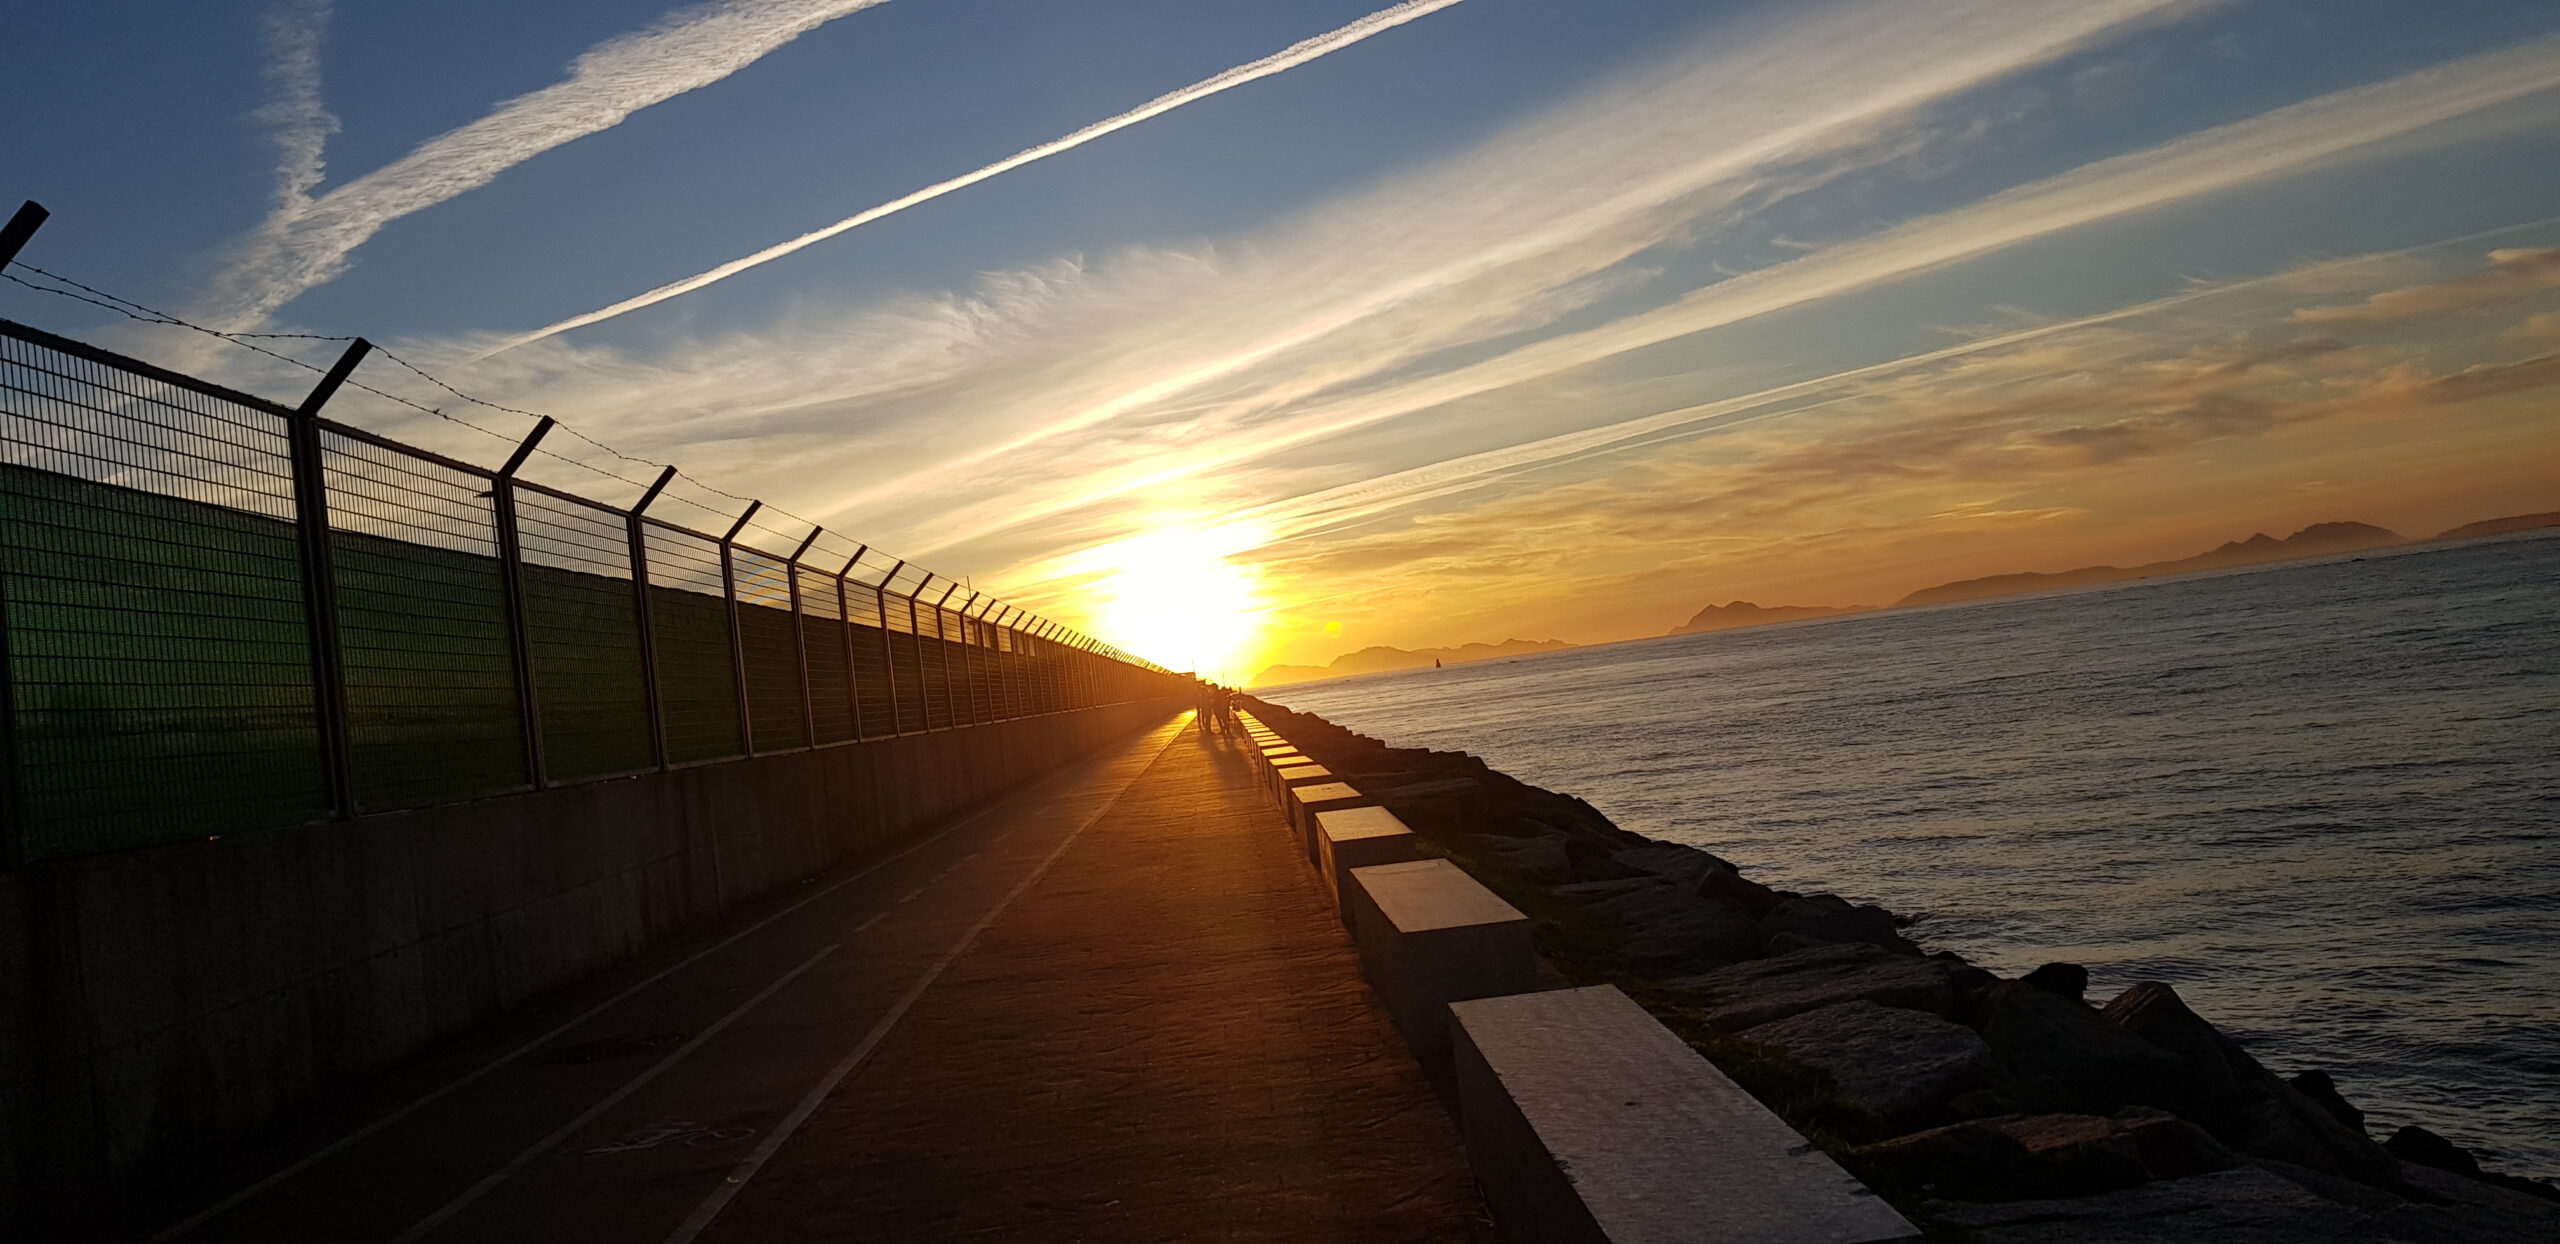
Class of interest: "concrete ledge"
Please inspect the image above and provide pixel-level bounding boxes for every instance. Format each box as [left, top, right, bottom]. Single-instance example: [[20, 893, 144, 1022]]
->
[[1314, 806, 1419, 921], [1345, 859, 1534, 1067], [1451, 985, 1919, 1244], [1269, 761, 1334, 802], [1286, 782, 1376, 863]]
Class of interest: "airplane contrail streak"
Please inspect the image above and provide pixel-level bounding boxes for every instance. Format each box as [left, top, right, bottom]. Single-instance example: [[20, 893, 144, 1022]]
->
[[467, 0, 1472, 361]]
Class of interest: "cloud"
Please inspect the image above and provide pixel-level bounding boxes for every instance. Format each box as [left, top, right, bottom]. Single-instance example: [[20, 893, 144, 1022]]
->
[[2294, 246, 2560, 325], [197, 0, 896, 329], [469, 0, 1478, 360], [255, 0, 338, 214]]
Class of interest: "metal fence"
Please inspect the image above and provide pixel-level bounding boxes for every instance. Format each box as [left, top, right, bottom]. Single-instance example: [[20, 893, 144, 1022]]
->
[[0, 314, 1183, 864]]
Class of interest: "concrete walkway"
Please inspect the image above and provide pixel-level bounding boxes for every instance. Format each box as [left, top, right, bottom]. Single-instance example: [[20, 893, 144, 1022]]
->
[[125, 713, 1487, 1244]]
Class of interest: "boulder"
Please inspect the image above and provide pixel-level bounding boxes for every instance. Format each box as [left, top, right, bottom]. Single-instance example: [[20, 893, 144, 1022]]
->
[[1476, 833, 1574, 881], [1696, 863, 1783, 919], [2020, 962, 2090, 1003], [1738, 1000, 1996, 1126], [1564, 877, 1759, 966], [1758, 893, 1919, 954], [1858, 1110, 2237, 1203], [1925, 1165, 2374, 1242], [2287, 1071, 2366, 1135], [1611, 843, 1733, 885], [2098, 983, 2402, 1190], [1976, 981, 2192, 1117], [2386, 1126, 2560, 1204], [1666, 942, 1959, 1031]]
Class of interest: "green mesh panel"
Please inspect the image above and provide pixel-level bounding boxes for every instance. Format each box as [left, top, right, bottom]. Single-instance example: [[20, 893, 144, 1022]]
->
[[324, 434, 526, 810], [732, 549, 805, 753], [642, 525, 740, 764], [518, 492, 649, 780], [0, 466, 326, 855]]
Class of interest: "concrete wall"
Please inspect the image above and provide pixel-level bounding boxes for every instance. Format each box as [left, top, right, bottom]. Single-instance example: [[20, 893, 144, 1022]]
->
[[0, 696, 1182, 1228]]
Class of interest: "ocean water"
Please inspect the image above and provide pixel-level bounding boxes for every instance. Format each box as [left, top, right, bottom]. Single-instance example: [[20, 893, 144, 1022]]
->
[[1266, 532, 2560, 1178]]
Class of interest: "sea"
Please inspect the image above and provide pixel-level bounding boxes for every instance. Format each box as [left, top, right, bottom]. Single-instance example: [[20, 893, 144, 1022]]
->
[[1264, 530, 2560, 1179]]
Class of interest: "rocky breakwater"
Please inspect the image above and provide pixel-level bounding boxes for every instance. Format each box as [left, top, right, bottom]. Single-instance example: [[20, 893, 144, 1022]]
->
[[1245, 696, 2560, 1244]]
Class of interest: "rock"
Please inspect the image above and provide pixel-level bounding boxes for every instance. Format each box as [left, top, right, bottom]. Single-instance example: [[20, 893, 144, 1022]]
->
[[1763, 930, 1836, 956], [2384, 1125, 2482, 1178], [1695, 863, 1783, 919], [1859, 1119, 2053, 1201], [2021, 962, 2090, 1003], [1610, 843, 1732, 885], [1925, 1166, 2375, 1242], [1474, 833, 1572, 882], [2111, 1108, 2247, 1181], [1666, 942, 1959, 1030], [1758, 893, 1919, 954], [1859, 1110, 2237, 1203], [2384, 1161, 2560, 1237], [1614, 903, 1761, 968], [1976, 981, 2192, 1117], [2098, 983, 2402, 1191], [2386, 1126, 2560, 1204], [1738, 1000, 1996, 1126], [1564, 878, 1759, 966], [2095, 981, 2244, 1106], [2287, 1071, 2366, 1135]]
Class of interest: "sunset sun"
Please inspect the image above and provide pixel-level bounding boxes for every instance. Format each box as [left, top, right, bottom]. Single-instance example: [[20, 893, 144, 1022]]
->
[[1089, 521, 1267, 681]]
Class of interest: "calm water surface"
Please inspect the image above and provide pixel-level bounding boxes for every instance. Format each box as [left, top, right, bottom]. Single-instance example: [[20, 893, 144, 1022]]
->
[[1268, 533, 2560, 1177]]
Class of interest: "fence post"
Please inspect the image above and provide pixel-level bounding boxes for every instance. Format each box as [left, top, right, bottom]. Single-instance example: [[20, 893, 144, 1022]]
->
[[719, 501, 761, 756], [957, 592, 984, 725], [875, 560, 904, 736], [785, 526, 821, 749], [0, 201, 47, 271], [932, 582, 961, 729], [0, 205, 44, 856], [836, 546, 866, 741], [626, 466, 677, 770], [287, 338, 371, 819], [491, 416, 555, 790]]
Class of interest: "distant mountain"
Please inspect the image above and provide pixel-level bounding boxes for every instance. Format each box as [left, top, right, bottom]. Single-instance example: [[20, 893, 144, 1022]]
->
[[1251, 638, 1575, 688], [1893, 521, 2404, 609], [1669, 601, 1867, 635], [2431, 511, 2560, 543]]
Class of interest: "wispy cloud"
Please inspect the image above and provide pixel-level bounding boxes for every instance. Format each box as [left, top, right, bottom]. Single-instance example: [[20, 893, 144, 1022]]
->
[[910, 28, 2560, 562], [372, 4, 2560, 646], [2295, 246, 2560, 325], [198, 0, 896, 329], [467, 0, 1476, 361], [255, 0, 338, 215]]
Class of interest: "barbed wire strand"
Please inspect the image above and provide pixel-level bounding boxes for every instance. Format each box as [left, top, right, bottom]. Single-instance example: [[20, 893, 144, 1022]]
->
[[0, 260, 1103, 649]]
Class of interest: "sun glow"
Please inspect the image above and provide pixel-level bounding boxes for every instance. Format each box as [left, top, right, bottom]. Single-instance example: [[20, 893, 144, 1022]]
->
[[1086, 520, 1269, 681]]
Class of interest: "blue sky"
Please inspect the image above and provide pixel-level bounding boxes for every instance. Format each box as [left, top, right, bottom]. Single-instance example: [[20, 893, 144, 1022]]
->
[[6, 1, 2559, 675]]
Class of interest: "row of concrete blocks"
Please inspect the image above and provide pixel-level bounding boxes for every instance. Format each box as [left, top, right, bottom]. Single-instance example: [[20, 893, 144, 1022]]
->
[[1234, 712, 1918, 1244]]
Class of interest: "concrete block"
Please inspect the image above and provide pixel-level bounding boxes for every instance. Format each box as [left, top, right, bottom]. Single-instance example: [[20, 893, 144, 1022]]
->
[[1345, 859, 1534, 1067], [1315, 806, 1420, 920], [1451, 986, 1919, 1244], [1269, 761, 1334, 802], [1285, 781, 1376, 862]]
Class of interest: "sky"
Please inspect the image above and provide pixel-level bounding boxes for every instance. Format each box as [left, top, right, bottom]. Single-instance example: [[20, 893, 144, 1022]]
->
[[5, 0, 2558, 681]]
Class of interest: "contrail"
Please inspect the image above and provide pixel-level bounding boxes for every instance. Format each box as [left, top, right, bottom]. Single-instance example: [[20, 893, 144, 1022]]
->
[[256, 0, 338, 215], [199, 0, 898, 330], [468, 0, 1473, 361]]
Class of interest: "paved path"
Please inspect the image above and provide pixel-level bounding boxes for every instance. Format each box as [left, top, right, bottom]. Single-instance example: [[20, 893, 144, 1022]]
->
[[129, 713, 1488, 1244]]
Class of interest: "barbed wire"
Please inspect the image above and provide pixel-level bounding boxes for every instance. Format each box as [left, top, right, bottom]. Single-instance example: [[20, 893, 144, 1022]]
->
[[0, 259, 1100, 649], [0, 260, 809, 525]]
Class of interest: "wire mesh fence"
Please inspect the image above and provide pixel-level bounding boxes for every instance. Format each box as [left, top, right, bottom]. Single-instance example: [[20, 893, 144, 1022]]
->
[[0, 315, 1182, 864]]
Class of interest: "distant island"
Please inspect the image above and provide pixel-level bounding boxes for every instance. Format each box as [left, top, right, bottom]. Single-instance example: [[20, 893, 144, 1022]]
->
[[1670, 600, 1869, 635], [1252, 638, 1575, 688], [1253, 512, 2557, 687], [1664, 510, 2559, 639]]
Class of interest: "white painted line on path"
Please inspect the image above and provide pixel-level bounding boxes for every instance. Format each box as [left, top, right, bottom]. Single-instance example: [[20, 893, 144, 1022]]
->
[[897, 887, 925, 904], [390, 943, 841, 1243], [853, 912, 889, 934], [661, 728, 1181, 1244]]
